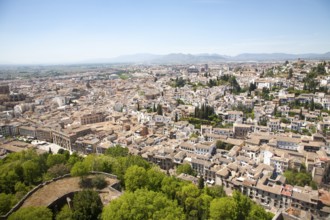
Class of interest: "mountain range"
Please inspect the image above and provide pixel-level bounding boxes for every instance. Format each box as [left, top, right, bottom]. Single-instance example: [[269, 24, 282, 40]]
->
[[87, 52, 330, 64]]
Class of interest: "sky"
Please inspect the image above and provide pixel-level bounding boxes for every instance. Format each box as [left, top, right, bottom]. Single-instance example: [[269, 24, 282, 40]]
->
[[0, 0, 330, 64]]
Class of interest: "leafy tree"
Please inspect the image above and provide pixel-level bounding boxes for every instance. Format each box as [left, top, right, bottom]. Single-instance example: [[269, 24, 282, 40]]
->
[[93, 155, 115, 173], [176, 183, 210, 219], [14, 164, 24, 182], [299, 108, 304, 120], [314, 63, 326, 75], [0, 193, 17, 215], [146, 167, 166, 191], [249, 82, 257, 92], [261, 87, 271, 100], [210, 197, 237, 220], [174, 77, 186, 88], [157, 104, 163, 115], [82, 154, 115, 173], [198, 193, 213, 220], [56, 205, 73, 220], [67, 152, 83, 167], [14, 181, 31, 199], [105, 145, 128, 158], [295, 172, 312, 186], [46, 163, 70, 179], [229, 76, 241, 94], [72, 190, 103, 220], [82, 155, 100, 171], [303, 71, 319, 92], [57, 149, 70, 160], [198, 176, 205, 189], [91, 175, 108, 189], [124, 165, 147, 191], [161, 176, 182, 200], [247, 204, 274, 220], [310, 181, 318, 190], [288, 68, 293, 79], [216, 140, 234, 151], [259, 118, 268, 126], [78, 175, 108, 190], [176, 184, 200, 213], [273, 105, 278, 116], [113, 155, 150, 184], [78, 176, 93, 188], [176, 163, 196, 176], [102, 189, 185, 220], [0, 170, 20, 193], [303, 82, 308, 91], [22, 160, 41, 185], [219, 75, 241, 93], [260, 70, 265, 78], [194, 104, 215, 120], [70, 161, 89, 177], [176, 99, 185, 106], [233, 191, 252, 220], [205, 185, 226, 198], [209, 191, 272, 220], [207, 79, 217, 87], [46, 154, 67, 167], [181, 184, 200, 198], [8, 207, 53, 220], [34, 152, 50, 175], [310, 98, 315, 111]]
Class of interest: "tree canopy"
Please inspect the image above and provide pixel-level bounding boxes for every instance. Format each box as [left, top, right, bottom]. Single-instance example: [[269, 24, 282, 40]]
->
[[102, 189, 185, 220], [8, 207, 53, 220], [1, 149, 273, 220], [72, 190, 103, 220], [210, 191, 273, 220], [157, 104, 163, 115], [194, 104, 215, 120], [0, 193, 17, 215], [56, 205, 73, 220], [283, 169, 316, 189], [105, 145, 129, 158], [124, 165, 147, 192], [176, 163, 196, 176]]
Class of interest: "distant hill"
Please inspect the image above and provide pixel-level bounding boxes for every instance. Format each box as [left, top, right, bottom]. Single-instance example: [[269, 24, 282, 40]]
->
[[232, 52, 330, 61], [85, 52, 330, 64], [152, 53, 227, 63]]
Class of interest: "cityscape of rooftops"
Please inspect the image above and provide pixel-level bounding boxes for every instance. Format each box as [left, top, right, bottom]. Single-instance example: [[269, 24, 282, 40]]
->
[[0, 0, 330, 220]]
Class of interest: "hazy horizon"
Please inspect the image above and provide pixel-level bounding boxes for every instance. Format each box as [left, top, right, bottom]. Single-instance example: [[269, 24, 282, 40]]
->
[[1, 0, 330, 64]]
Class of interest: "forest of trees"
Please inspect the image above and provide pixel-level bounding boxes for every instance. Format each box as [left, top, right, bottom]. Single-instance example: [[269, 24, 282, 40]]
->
[[218, 75, 241, 94], [206, 75, 241, 94], [0, 146, 273, 220], [303, 62, 327, 93], [181, 104, 223, 128], [194, 104, 215, 120], [171, 77, 186, 88]]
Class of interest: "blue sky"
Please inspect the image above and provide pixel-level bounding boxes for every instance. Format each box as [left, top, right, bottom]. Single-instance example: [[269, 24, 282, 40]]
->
[[0, 0, 329, 64]]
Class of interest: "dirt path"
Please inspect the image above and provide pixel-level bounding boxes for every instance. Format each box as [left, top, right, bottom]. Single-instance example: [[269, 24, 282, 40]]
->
[[21, 175, 120, 207]]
